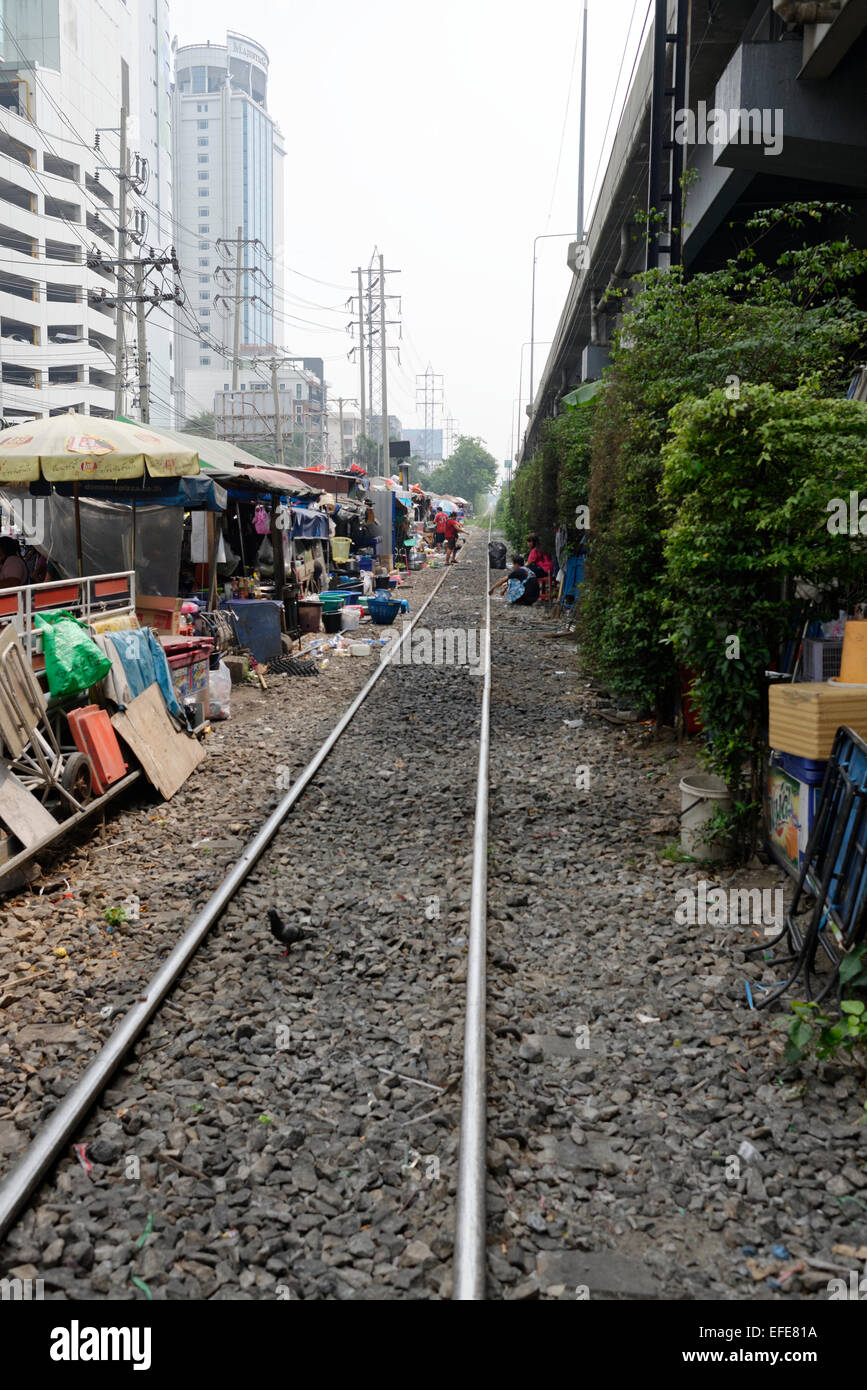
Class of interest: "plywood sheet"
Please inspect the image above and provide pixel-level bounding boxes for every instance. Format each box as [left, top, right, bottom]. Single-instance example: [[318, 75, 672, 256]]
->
[[0, 763, 58, 847], [111, 683, 205, 800]]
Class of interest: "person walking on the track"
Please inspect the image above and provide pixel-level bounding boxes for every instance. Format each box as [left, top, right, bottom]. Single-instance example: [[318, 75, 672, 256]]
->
[[433, 507, 448, 551], [444, 512, 464, 565]]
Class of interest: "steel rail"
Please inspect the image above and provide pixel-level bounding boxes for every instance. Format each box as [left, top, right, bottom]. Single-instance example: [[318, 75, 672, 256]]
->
[[453, 519, 492, 1299], [0, 559, 457, 1244]]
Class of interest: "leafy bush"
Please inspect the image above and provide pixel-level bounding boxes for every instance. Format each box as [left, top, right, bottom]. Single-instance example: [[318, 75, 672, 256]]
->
[[579, 203, 867, 718], [661, 384, 867, 816]]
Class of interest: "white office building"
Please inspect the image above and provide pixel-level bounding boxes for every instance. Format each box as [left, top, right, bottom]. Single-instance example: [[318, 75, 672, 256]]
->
[[172, 32, 285, 425], [0, 0, 174, 423], [326, 409, 362, 467], [215, 364, 324, 463]]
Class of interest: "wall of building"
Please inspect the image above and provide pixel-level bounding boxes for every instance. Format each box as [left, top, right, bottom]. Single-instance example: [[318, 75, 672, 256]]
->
[[0, 0, 173, 422]]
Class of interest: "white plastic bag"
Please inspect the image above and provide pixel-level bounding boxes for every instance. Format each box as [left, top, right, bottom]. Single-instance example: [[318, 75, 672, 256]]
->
[[209, 660, 232, 720]]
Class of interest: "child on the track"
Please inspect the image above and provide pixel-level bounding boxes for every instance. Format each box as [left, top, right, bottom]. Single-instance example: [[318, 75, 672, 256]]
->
[[489, 556, 540, 606]]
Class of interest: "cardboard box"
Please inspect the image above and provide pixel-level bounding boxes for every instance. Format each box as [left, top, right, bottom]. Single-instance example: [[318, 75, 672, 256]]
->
[[768, 681, 867, 759], [136, 607, 183, 634], [136, 597, 184, 634]]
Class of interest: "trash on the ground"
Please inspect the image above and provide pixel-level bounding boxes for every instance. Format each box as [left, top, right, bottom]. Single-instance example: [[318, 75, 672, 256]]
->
[[122, 893, 140, 922], [72, 1143, 91, 1173]]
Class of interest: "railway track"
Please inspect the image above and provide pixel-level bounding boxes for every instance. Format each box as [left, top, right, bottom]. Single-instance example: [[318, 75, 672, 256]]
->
[[0, 532, 494, 1300]]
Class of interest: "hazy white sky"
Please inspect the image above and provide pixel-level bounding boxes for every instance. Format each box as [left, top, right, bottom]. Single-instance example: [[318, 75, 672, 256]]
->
[[174, 0, 648, 472]]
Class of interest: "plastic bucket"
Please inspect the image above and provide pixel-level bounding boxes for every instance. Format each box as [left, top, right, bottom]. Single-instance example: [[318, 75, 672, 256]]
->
[[298, 600, 321, 635], [679, 772, 733, 861], [322, 610, 343, 634], [319, 593, 346, 612], [331, 537, 352, 563], [341, 606, 361, 631]]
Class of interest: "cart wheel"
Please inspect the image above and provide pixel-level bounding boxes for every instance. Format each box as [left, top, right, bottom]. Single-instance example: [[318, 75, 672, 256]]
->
[[60, 752, 93, 812]]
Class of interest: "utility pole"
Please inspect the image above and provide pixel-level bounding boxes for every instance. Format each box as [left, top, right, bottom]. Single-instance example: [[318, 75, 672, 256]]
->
[[232, 224, 242, 391], [356, 267, 366, 434], [134, 262, 149, 423], [113, 105, 128, 417], [577, 0, 588, 245], [270, 359, 285, 468], [367, 254, 375, 446], [379, 253, 388, 478]]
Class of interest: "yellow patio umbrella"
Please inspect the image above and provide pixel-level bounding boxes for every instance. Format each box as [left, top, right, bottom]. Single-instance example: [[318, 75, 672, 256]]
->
[[0, 411, 199, 483], [0, 411, 200, 578]]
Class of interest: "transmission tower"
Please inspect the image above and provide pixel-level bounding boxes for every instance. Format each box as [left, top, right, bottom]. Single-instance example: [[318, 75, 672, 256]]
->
[[347, 249, 401, 471], [415, 365, 444, 465]]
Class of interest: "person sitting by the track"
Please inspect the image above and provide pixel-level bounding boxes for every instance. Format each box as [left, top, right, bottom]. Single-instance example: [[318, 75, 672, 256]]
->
[[488, 555, 540, 606], [444, 512, 464, 565], [0, 536, 28, 590], [526, 535, 555, 579], [433, 507, 448, 550]]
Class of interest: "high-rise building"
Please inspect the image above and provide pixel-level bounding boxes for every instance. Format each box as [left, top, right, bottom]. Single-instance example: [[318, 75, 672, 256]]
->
[[0, 0, 173, 422], [171, 32, 285, 426]]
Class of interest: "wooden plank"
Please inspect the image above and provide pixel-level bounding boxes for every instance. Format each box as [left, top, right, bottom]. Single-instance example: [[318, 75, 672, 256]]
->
[[111, 684, 205, 800], [0, 763, 58, 847], [0, 624, 45, 759], [0, 771, 140, 888]]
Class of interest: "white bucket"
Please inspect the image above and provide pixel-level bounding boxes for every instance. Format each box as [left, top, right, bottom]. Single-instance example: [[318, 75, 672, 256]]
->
[[679, 772, 733, 861]]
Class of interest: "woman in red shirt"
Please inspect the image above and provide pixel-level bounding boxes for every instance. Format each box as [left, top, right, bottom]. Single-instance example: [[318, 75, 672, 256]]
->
[[526, 534, 554, 577]]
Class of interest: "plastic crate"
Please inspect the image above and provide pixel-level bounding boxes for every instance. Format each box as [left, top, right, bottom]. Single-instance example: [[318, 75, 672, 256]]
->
[[801, 638, 843, 682]]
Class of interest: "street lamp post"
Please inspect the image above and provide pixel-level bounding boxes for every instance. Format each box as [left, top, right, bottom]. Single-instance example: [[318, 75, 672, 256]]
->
[[530, 233, 574, 412], [517, 339, 553, 460]]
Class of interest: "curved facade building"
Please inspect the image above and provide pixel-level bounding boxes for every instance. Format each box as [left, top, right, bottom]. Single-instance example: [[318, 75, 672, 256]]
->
[[172, 32, 285, 422]]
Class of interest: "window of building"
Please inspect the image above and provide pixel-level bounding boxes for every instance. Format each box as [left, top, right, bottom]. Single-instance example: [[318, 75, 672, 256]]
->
[[197, 138, 208, 147], [192, 67, 206, 94], [198, 171, 208, 180], [200, 356, 211, 365], [199, 274, 208, 282], [296, 384, 302, 398], [199, 239, 209, 248], [197, 120, 208, 130], [197, 155, 208, 165], [198, 257, 208, 266], [198, 188, 208, 197], [196, 103, 209, 113], [224, 382, 229, 390], [199, 291, 209, 300], [199, 309, 210, 317]]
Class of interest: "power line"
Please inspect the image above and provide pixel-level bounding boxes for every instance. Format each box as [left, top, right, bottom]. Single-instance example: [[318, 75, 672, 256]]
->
[[545, 21, 582, 228], [585, 0, 651, 227]]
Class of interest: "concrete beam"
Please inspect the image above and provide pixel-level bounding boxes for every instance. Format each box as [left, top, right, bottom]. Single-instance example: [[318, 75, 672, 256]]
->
[[800, 0, 867, 76]]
